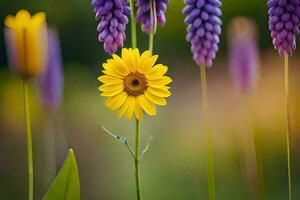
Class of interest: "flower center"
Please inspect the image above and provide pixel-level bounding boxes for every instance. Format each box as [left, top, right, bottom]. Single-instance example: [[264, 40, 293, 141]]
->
[[123, 72, 148, 96]]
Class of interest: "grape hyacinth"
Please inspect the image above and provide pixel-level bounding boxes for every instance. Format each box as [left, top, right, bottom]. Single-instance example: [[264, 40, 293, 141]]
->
[[135, 0, 170, 33], [183, 0, 222, 68], [268, 0, 300, 55], [91, 0, 131, 54], [228, 17, 259, 93], [38, 29, 64, 111]]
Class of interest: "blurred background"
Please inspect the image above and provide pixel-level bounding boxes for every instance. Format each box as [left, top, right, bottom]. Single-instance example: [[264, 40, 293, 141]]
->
[[1, 0, 300, 199]]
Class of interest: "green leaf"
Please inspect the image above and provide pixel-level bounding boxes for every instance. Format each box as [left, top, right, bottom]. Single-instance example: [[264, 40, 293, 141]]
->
[[43, 149, 80, 200]]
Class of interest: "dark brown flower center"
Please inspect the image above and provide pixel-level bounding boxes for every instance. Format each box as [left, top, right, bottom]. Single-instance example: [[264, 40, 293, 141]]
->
[[123, 72, 148, 96]]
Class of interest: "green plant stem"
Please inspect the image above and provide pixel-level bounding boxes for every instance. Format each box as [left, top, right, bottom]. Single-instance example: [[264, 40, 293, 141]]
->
[[284, 53, 292, 200], [149, 33, 154, 55], [23, 78, 34, 200], [129, 0, 137, 48], [134, 119, 142, 200], [200, 65, 215, 200]]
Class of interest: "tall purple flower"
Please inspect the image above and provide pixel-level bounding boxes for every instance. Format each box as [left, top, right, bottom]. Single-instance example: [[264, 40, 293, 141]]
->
[[91, 0, 130, 54], [135, 0, 170, 33], [183, 0, 222, 68], [228, 17, 259, 93], [37, 29, 64, 111], [268, 0, 300, 55]]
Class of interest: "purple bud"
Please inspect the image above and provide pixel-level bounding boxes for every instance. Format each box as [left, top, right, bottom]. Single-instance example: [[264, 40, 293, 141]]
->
[[267, 0, 300, 55], [37, 29, 64, 111], [183, 0, 222, 68], [228, 17, 259, 93], [135, 0, 170, 33], [91, 0, 130, 54]]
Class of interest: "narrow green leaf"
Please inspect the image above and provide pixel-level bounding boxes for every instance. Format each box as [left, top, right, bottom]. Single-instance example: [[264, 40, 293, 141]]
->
[[42, 149, 80, 200]]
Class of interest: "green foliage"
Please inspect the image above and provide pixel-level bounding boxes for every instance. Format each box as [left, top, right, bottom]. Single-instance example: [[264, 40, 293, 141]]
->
[[43, 149, 80, 200]]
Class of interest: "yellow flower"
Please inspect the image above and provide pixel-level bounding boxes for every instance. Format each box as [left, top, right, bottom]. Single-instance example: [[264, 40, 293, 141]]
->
[[98, 48, 172, 120], [4, 9, 48, 78]]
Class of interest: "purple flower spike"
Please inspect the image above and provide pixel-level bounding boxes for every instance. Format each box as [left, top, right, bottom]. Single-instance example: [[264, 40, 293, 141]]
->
[[228, 17, 259, 93], [135, 0, 170, 33], [91, 0, 130, 54], [183, 0, 222, 68], [267, 0, 300, 55], [38, 29, 64, 111]]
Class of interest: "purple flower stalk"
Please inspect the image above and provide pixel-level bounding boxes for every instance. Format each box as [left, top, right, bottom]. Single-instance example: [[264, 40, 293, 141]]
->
[[135, 0, 170, 33], [91, 0, 130, 54], [228, 18, 259, 93], [38, 29, 64, 111], [183, 0, 222, 68], [268, 0, 300, 55]]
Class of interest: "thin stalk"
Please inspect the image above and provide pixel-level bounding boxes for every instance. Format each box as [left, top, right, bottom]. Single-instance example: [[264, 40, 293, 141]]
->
[[200, 65, 215, 200], [134, 119, 142, 200], [23, 78, 34, 200], [149, 33, 154, 55], [129, 0, 137, 48], [149, 0, 156, 55], [284, 53, 292, 200]]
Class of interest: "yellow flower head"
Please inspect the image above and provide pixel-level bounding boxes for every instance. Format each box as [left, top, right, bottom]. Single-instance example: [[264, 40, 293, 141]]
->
[[4, 9, 48, 78], [98, 48, 172, 120]]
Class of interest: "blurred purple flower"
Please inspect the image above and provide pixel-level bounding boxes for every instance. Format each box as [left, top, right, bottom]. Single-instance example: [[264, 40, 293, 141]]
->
[[228, 17, 259, 93], [38, 29, 63, 111], [135, 0, 170, 33], [91, 0, 130, 54], [268, 0, 300, 55], [183, 0, 222, 68]]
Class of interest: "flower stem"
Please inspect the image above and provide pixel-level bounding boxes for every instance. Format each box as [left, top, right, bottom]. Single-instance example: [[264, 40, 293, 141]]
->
[[284, 53, 292, 200], [149, 33, 154, 55], [134, 119, 142, 200], [200, 65, 215, 200], [23, 78, 34, 200], [129, 0, 137, 49]]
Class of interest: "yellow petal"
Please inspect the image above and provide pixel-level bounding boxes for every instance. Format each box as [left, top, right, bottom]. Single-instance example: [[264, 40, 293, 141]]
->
[[105, 92, 128, 111], [148, 76, 172, 86], [146, 64, 168, 80], [103, 61, 126, 78], [117, 96, 131, 118], [98, 75, 123, 85], [142, 54, 158, 71], [30, 12, 46, 26], [144, 90, 167, 106], [121, 48, 135, 72], [125, 96, 135, 120], [134, 98, 143, 120], [102, 70, 124, 79], [4, 15, 15, 28], [15, 10, 31, 26], [138, 95, 156, 116], [112, 54, 129, 75], [148, 87, 171, 97], [98, 84, 123, 92]]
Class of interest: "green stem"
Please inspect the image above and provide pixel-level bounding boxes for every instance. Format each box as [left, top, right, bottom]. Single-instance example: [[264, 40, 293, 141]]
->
[[200, 65, 215, 200], [23, 79, 33, 200], [149, 33, 154, 55], [134, 119, 142, 200], [129, 0, 137, 48], [284, 53, 292, 200]]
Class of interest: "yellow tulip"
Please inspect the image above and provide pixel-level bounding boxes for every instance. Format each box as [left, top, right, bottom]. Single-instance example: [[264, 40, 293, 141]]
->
[[4, 9, 48, 78]]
